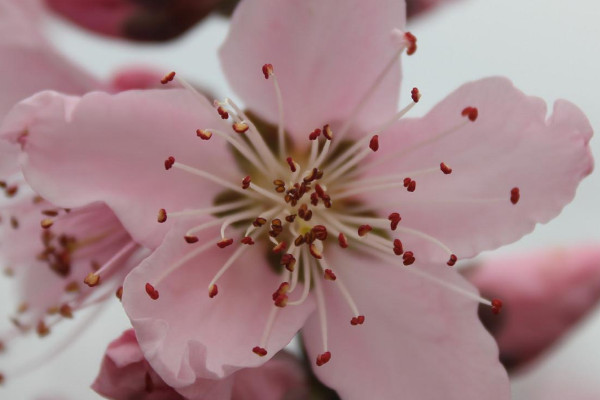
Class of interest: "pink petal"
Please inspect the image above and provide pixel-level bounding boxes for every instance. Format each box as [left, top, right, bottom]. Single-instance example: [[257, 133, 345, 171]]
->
[[219, 0, 404, 140], [468, 244, 600, 370], [365, 77, 593, 261], [122, 224, 315, 389], [302, 247, 509, 399], [0, 89, 235, 249], [0, 1, 100, 118]]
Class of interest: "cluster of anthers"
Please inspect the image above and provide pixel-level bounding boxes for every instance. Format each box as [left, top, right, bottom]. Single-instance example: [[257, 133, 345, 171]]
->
[[146, 31, 512, 367]]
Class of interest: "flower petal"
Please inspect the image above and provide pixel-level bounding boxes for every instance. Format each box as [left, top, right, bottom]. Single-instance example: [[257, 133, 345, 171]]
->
[[468, 244, 600, 370], [365, 77, 593, 261], [219, 0, 405, 139], [122, 224, 315, 388], [302, 248, 509, 399], [0, 89, 236, 249]]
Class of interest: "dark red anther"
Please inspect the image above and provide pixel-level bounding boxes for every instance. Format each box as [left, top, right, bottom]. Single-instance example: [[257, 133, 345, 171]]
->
[[280, 253, 296, 271], [5, 185, 18, 197], [402, 251, 415, 266], [253, 346, 268, 356], [309, 128, 322, 140], [350, 315, 365, 325], [404, 32, 417, 55], [286, 157, 297, 172], [157, 208, 167, 223], [440, 162, 452, 174], [233, 122, 249, 133], [272, 241, 287, 254], [274, 293, 288, 307], [510, 187, 520, 205], [310, 192, 319, 206], [403, 177, 411, 187], [262, 64, 273, 79], [393, 239, 404, 255], [217, 106, 229, 120], [491, 298, 503, 315], [208, 284, 219, 298], [145, 283, 159, 300], [324, 269, 337, 281], [116, 286, 123, 301], [312, 225, 328, 241], [411, 87, 421, 103], [36, 321, 50, 337], [217, 238, 234, 248], [160, 71, 176, 84], [461, 107, 479, 122], [388, 212, 401, 230], [316, 351, 331, 366], [407, 180, 416, 192], [369, 135, 379, 152], [272, 282, 290, 301], [285, 214, 296, 223], [242, 176, 251, 189], [184, 235, 199, 244], [241, 236, 255, 245], [447, 254, 458, 266], [358, 225, 372, 237], [196, 129, 212, 140], [323, 124, 333, 140], [164, 156, 175, 170], [338, 233, 349, 248]]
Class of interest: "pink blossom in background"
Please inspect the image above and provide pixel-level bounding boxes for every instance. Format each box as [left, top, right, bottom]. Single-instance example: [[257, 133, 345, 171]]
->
[[0, 0, 594, 399], [468, 245, 600, 370], [93, 329, 308, 400], [45, 0, 222, 41]]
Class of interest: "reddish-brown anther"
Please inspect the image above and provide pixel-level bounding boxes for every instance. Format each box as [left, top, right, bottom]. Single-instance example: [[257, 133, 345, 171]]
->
[[164, 156, 175, 170], [232, 122, 249, 133], [350, 315, 365, 325], [241, 236, 255, 245], [403, 251, 415, 266], [208, 284, 219, 298], [403, 177, 411, 187], [407, 180, 416, 192], [323, 124, 333, 140], [5, 185, 18, 197], [316, 351, 331, 366], [217, 106, 229, 120], [262, 64, 273, 79], [491, 298, 503, 315], [160, 71, 176, 84], [286, 156, 297, 172], [280, 253, 296, 271], [510, 187, 520, 205], [116, 286, 123, 301], [404, 32, 417, 55], [253, 217, 267, 227], [84, 272, 100, 287], [312, 225, 328, 241], [59, 304, 73, 319], [308, 128, 322, 140], [285, 214, 297, 223], [253, 346, 268, 357], [145, 283, 159, 300], [388, 212, 401, 230], [40, 218, 54, 229], [274, 293, 288, 307], [393, 239, 404, 256], [358, 224, 372, 237], [338, 233, 349, 248], [157, 208, 167, 223], [272, 282, 290, 300], [369, 135, 379, 152], [272, 241, 287, 253], [217, 238, 234, 248], [440, 162, 452, 174], [36, 321, 50, 337], [196, 129, 212, 140], [411, 87, 421, 103], [309, 243, 323, 259], [242, 175, 251, 189], [324, 269, 337, 281], [447, 254, 458, 266], [461, 106, 479, 122], [185, 235, 199, 244]]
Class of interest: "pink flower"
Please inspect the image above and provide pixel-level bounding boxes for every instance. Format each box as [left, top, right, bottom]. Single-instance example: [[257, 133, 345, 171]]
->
[[0, 0, 593, 398], [93, 329, 308, 400], [45, 0, 222, 42], [468, 244, 600, 370]]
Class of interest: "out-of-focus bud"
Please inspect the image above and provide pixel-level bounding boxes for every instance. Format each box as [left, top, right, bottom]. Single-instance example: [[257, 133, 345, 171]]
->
[[467, 245, 600, 371]]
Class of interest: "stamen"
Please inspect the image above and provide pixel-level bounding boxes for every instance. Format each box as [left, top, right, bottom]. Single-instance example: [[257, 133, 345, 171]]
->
[[242, 176, 251, 189], [40, 218, 54, 229], [171, 161, 255, 197], [196, 129, 212, 140], [160, 71, 176, 85], [145, 283, 159, 300], [232, 122, 249, 134], [440, 162, 452, 174], [157, 208, 167, 223], [262, 64, 286, 159], [338, 233, 349, 248], [388, 212, 401, 230], [461, 107, 479, 122], [491, 298, 503, 314], [208, 284, 218, 298], [510, 187, 520, 204], [357, 225, 372, 237], [255, 306, 280, 357], [207, 236, 258, 294], [312, 263, 330, 365], [369, 135, 379, 152], [411, 87, 421, 103], [84, 273, 100, 287], [288, 249, 312, 306], [447, 254, 458, 266]]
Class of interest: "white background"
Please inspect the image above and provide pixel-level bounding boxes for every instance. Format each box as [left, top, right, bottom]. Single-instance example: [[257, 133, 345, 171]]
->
[[1, 0, 599, 398]]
